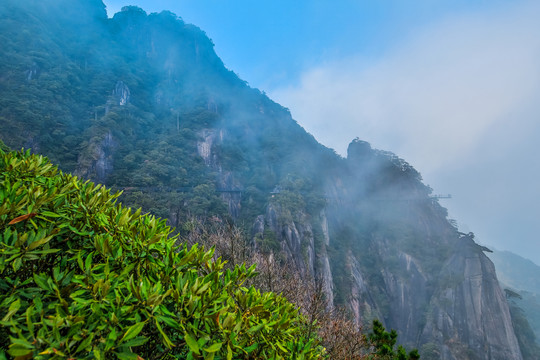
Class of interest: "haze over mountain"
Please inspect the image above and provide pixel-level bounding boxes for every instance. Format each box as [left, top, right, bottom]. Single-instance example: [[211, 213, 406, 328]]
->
[[1, 0, 538, 358], [103, 0, 540, 266], [488, 250, 540, 356]]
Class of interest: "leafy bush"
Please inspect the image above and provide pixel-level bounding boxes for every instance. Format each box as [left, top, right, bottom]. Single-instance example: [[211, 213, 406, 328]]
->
[[0, 149, 324, 359]]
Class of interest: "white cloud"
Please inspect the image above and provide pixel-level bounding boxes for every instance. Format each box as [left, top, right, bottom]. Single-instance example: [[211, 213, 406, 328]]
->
[[270, 0, 540, 263], [270, 1, 540, 173]]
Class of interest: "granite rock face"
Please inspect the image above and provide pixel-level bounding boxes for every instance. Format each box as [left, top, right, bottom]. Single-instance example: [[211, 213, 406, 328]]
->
[[421, 237, 522, 359], [249, 139, 523, 359]]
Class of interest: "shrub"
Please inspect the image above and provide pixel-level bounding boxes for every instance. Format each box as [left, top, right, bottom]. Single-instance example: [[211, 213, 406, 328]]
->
[[0, 149, 324, 359]]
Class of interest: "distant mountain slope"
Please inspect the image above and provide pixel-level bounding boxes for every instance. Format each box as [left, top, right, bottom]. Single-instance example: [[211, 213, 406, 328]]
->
[[489, 250, 540, 348], [489, 250, 540, 294], [0, 1, 526, 358]]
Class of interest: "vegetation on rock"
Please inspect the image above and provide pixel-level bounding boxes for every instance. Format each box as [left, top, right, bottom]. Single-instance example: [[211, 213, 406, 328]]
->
[[367, 320, 420, 360]]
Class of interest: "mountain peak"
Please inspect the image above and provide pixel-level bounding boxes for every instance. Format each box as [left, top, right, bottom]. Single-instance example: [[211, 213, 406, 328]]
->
[[347, 137, 372, 160]]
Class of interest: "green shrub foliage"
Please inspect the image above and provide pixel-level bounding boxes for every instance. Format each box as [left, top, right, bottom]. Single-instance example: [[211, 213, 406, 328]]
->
[[0, 149, 323, 359]]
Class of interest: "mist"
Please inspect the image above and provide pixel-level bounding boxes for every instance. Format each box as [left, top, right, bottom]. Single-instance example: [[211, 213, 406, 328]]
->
[[103, 0, 540, 264], [270, 0, 540, 264]]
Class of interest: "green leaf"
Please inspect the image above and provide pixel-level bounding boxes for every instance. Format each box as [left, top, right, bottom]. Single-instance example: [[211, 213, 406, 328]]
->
[[32, 248, 61, 255], [156, 315, 181, 330], [69, 225, 91, 236], [121, 336, 149, 348], [12, 257, 22, 272], [185, 333, 200, 355], [40, 211, 62, 218], [25, 306, 35, 338], [119, 322, 145, 344], [275, 341, 287, 352], [115, 352, 138, 360], [8, 337, 33, 349], [2, 299, 21, 321], [85, 253, 93, 272], [75, 333, 95, 353], [196, 281, 211, 295], [77, 251, 84, 271], [245, 343, 258, 353], [203, 342, 222, 353], [248, 322, 264, 333], [93, 348, 104, 360], [7, 344, 32, 357], [156, 320, 174, 349], [27, 234, 54, 250], [34, 296, 42, 312]]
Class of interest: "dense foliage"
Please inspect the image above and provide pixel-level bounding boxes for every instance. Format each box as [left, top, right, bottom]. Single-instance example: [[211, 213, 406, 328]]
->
[[0, 149, 324, 359]]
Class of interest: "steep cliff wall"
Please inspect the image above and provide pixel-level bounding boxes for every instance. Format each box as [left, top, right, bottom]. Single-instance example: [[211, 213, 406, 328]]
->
[[247, 139, 523, 359], [421, 237, 522, 359]]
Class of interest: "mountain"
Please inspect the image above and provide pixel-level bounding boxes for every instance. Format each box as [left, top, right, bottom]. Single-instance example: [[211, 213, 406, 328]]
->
[[0, 0, 526, 358], [488, 250, 540, 358], [488, 250, 540, 295]]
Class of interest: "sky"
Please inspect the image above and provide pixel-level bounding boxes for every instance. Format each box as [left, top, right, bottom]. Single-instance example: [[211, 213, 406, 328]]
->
[[103, 0, 540, 265]]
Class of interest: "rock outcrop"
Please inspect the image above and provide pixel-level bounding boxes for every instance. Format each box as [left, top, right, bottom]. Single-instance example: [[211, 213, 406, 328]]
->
[[76, 131, 116, 183], [421, 236, 522, 359], [244, 139, 523, 359]]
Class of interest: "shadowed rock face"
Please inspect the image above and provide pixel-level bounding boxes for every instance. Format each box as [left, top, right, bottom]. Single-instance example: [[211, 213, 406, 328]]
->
[[421, 237, 522, 360], [76, 131, 116, 183], [0, 1, 526, 358], [251, 139, 523, 359]]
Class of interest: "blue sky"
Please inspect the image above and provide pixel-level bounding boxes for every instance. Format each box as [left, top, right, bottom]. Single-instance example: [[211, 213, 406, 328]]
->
[[103, 0, 540, 265], [103, 1, 511, 90]]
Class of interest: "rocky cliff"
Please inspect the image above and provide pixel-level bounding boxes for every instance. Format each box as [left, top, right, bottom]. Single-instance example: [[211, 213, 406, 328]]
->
[[255, 139, 523, 359], [0, 1, 525, 358]]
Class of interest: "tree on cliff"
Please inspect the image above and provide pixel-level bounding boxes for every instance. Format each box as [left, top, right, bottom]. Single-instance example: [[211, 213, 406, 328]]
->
[[368, 320, 420, 360]]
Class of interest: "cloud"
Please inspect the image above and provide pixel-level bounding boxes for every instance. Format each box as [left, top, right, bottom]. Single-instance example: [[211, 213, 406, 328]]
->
[[270, 1, 540, 173], [270, 0, 540, 262]]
